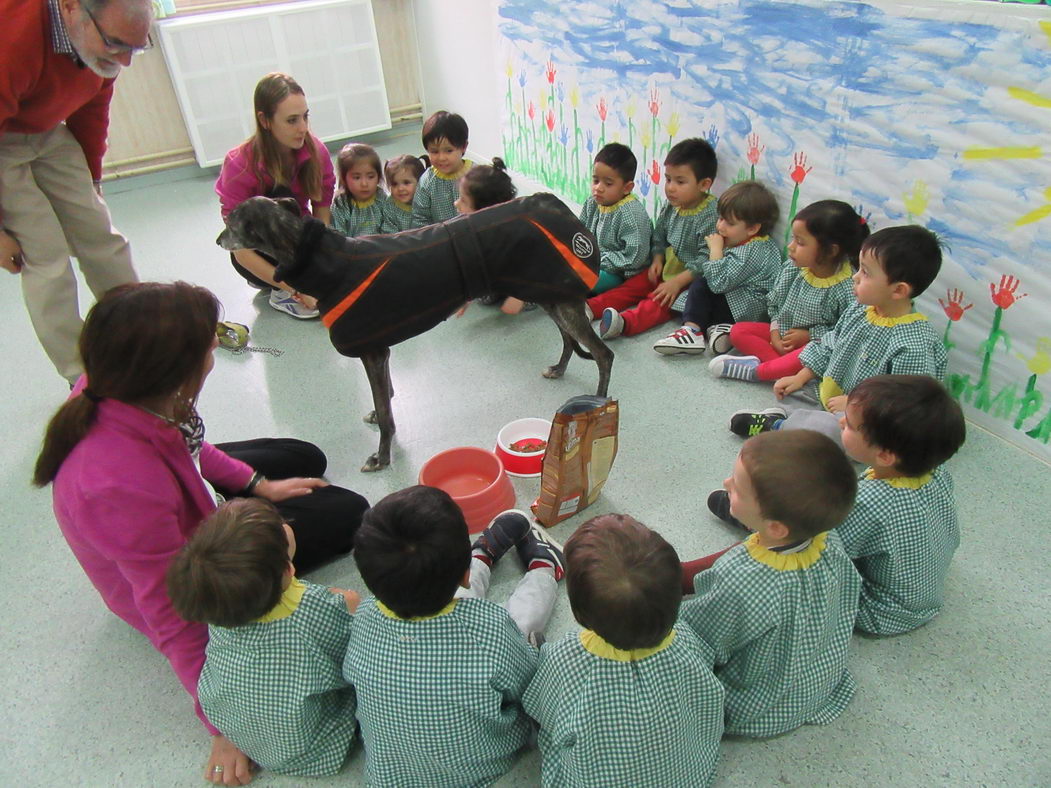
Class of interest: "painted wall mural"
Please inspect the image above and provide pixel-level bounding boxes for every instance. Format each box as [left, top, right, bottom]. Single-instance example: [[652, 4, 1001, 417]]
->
[[495, 0, 1051, 462]]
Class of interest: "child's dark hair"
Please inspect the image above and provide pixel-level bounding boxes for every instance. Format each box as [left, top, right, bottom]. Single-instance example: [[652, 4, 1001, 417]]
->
[[717, 180, 780, 237], [792, 200, 871, 268], [460, 157, 517, 210], [861, 225, 943, 297], [594, 142, 637, 183], [166, 498, 289, 628], [664, 138, 718, 184], [353, 485, 470, 618], [421, 111, 469, 150], [336, 143, 383, 197], [384, 154, 427, 188], [565, 514, 682, 650], [848, 375, 965, 477], [740, 431, 857, 540]]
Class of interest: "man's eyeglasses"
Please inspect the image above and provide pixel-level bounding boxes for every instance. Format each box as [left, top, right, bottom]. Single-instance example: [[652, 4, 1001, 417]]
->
[[80, 1, 154, 56]]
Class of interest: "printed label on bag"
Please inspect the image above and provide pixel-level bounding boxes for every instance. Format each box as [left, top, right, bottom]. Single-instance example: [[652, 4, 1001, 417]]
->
[[558, 495, 581, 516]]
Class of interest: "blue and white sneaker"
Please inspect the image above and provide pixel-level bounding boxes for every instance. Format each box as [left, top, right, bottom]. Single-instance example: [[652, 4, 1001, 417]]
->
[[517, 524, 565, 581], [269, 289, 319, 319], [599, 307, 625, 339], [709, 354, 761, 381], [472, 509, 532, 565]]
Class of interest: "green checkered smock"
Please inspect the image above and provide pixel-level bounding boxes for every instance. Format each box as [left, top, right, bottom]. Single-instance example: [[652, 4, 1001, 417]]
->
[[681, 531, 861, 738], [798, 303, 948, 409], [701, 235, 782, 322], [411, 160, 473, 228], [331, 192, 394, 237], [383, 197, 414, 232], [198, 580, 357, 776], [650, 195, 719, 312], [838, 466, 959, 635], [523, 625, 724, 788], [578, 194, 652, 278], [344, 596, 536, 787], [768, 260, 855, 341]]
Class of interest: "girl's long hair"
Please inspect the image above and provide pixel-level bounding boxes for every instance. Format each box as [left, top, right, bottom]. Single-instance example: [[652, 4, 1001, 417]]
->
[[245, 73, 322, 205], [33, 282, 220, 487]]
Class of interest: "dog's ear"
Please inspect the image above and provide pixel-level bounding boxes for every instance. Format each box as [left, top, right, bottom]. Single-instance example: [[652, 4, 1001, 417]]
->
[[274, 197, 301, 217]]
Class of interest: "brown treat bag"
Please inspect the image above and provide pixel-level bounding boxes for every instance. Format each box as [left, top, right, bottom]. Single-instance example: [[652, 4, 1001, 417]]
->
[[531, 396, 619, 527]]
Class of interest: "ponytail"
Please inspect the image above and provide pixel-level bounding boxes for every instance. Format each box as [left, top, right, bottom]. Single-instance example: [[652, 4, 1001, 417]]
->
[[33, 394, 99, 487], [793, 200, 870, 269]]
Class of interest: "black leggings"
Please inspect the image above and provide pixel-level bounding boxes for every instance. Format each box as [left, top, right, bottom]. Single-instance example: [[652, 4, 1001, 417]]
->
[[681, 276, 734, 331], [213, 438, 370, 573]]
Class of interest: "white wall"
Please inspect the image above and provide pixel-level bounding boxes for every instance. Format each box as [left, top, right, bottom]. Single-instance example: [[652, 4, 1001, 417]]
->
[[411, 0, 501, 163]]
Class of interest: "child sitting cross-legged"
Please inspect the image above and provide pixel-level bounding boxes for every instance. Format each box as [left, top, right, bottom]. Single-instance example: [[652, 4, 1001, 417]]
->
[[653, 180, 782, 356], [708, 199, 868, 382], [166, 498, 359, 778], [837, 374, 966, 635], [680, 430, 861, 738], [344, 486, 564, 787], [523, 514, 725, 788], [589, 138, 718, 340]]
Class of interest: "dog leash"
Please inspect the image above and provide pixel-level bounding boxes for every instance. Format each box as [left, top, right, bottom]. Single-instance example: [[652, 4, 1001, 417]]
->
[[216, 321, 284, 357]]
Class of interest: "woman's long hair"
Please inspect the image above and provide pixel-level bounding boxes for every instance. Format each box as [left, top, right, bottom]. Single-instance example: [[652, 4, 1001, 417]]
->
[[33, 282, 220, 487], [247, 72, 322, 205]]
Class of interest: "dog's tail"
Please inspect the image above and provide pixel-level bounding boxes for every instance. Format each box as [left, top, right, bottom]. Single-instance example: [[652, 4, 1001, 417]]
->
[[571, 339, 594, 360]]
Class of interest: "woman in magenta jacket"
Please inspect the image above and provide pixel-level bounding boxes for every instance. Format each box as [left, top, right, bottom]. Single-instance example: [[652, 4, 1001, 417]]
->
[[34, 281, 367, 785]]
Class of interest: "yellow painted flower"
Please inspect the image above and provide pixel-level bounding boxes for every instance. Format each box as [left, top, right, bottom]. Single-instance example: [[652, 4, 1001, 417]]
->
[[505, 61, 514, 78], [903, 180, 929, 218], [1018, 337, 1051, 376], [667, 112, 681, 138], [539, 91, 548, 111], [627, 101, 637, 119], [641, 130, 652, 149], [570, 86, 580, 109]]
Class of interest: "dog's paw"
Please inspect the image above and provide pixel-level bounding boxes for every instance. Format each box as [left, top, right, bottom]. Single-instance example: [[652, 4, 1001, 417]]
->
[[361, 453, 389, 472], [542, 365, 565, 380], [363, 410, 378, 425]]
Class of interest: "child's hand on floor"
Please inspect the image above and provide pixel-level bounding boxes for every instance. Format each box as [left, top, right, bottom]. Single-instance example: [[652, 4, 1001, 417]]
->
[[330, 588, 362, 613], [780, 328, 810, 350], [825, 395, 848, 414], [774, 373, 807, 399]]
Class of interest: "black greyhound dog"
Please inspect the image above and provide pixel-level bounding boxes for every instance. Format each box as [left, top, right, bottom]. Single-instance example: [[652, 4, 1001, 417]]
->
[[217, 193, 613, 471]]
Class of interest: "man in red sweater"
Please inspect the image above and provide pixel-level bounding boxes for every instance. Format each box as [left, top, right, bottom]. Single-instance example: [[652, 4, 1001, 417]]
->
[[0, 0, 151, 383]]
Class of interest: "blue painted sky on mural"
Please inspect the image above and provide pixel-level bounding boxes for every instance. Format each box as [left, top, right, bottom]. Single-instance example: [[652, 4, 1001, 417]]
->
[[497, 0, 1050, 278]]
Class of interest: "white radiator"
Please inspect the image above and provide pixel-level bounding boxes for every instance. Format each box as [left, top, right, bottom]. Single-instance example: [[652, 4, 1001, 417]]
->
[[157, 0, 391, 167]]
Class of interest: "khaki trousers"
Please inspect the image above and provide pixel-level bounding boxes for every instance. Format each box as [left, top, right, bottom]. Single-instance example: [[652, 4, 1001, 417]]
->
[[0, 124, 137, 381]]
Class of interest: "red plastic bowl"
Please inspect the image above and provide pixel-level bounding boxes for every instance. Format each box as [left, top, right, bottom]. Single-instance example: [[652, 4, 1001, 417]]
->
[[418, 447, 516, 533], [494, 418, 552, 478]]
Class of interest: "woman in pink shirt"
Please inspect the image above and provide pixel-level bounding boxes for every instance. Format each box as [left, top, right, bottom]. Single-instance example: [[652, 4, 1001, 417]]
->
[[34, 281, 368, 785], [215, 72, 335, 320]]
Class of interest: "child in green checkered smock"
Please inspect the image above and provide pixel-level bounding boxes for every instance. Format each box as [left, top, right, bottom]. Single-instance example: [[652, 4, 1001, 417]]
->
[[837, 375, 966, 635], [412, 110, 474, 227], [331, 143, 396, 237], [166, 499, 358, 777], [383, 153, 426, 233], [681, 430, 861, 738], [345, 489, 565, 787], [711, 200, 869, 383], [578, 143, 652, 293], [587, 137, 721, 341], [654, 180, 780, 356], [524, 515, 724, 788]]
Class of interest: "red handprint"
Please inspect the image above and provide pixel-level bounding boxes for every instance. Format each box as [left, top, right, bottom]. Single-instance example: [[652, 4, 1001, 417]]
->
[[545, 109, 555, 133], [649, 160, 660, 184], [527, 101, 535, 121], [789, 151, 812, 185], [545, 60, 556, 84], [596, 96, 608, 122], [938, 289, 973, 321], [648, 87, 661, 117], [746, 133, 764, 165], [989, 275, 1028, 310]]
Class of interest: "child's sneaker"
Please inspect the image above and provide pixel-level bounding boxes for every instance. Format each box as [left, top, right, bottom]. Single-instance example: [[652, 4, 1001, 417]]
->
[[653, 326, 706, 355], [269, 289, 319, 319], [516, 524, 566, 581], [599, 307, 624, 339], [471, 509, 532, 565], [729, 406, 787, 437], [707, 489, 750, 533], [709, 354, 760, 381], [706, 323, 734, 355]]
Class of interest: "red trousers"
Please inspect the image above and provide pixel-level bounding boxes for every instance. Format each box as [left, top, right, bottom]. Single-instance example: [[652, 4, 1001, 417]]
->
[[586, 270, 674, 336], [729, 322, 806, 380]]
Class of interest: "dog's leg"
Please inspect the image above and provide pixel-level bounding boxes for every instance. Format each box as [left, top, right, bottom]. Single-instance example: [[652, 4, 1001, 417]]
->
[[363, 360, 395, 424], [546, 302, 614, 397], [360, 348, 395, 471]]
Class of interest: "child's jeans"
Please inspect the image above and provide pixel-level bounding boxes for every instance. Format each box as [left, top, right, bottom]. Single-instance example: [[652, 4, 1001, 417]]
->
[[681, 276, 733, 330], [456, 557, 557, 641], [729, 322, 807, 380], [586, 270, 674, 336]]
